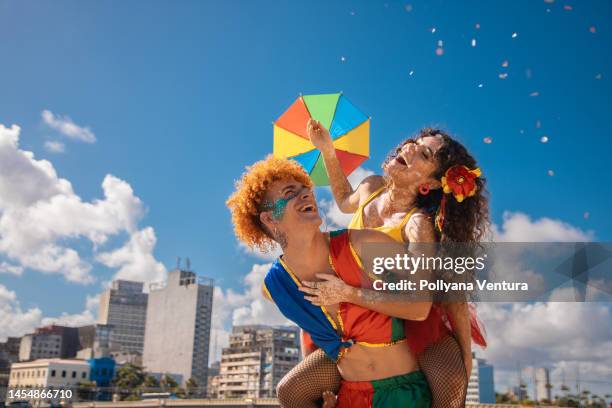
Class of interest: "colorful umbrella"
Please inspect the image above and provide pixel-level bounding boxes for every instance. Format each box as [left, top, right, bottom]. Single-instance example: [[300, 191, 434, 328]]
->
[[273, 93, 370, 186]]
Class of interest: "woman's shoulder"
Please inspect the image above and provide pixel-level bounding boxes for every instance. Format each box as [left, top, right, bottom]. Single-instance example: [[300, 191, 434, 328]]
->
[[404, 209, 436, 242], [356, 175, 386, 201]]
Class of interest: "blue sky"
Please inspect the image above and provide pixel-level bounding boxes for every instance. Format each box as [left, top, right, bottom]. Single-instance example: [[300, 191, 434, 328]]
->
[[1, 0, 611, 397]]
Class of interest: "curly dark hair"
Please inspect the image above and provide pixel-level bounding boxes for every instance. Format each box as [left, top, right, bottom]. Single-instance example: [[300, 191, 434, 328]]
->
[[383, 128, 490, 243]]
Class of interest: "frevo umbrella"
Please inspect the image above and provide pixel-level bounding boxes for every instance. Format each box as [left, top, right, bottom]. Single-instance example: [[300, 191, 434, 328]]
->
[[273, 93, 370, 186]]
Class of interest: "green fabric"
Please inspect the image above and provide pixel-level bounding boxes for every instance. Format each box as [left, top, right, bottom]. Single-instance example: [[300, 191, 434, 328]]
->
[[309, 155, 329, 186], [303, 93, 341, 130], [391, 317, 405, 342], [371, 371, 431, 408]]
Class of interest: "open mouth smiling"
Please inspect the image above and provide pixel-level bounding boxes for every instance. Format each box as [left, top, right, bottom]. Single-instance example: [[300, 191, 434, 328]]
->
[[298, 203, 316, 213], [396, 155, 407, 166]]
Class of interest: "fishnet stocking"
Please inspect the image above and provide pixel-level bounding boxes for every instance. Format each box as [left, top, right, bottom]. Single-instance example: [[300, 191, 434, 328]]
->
[[276, 349, 341, 408], [418, 334, 468, 408], [277, 336, 467, 407]]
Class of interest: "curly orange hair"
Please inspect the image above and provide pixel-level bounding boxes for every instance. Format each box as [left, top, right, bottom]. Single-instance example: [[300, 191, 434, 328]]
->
[[226, 155, 313, 252]]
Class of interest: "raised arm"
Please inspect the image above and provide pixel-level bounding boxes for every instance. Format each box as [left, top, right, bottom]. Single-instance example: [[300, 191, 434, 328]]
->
[[307, 119, 383, 213]]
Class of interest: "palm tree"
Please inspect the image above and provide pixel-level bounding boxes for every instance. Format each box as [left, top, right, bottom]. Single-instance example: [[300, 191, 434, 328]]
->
[[185, 378, 199, 398], [160, 373, 179, 393], [112, 364, 145, 400]]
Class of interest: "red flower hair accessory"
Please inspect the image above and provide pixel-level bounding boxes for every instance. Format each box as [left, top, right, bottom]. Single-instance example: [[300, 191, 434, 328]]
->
[[441, 165, 482, 203], [435, 165, 482, 232]]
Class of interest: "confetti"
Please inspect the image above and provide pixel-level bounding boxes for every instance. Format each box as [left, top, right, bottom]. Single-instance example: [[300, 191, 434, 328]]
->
[[530, 91, 540, 97], [478, 83, 484, 88], [563, 5, 573, 10], [431, 27, 437, 33], [499, 73, 508, 79], [520, 129, 525, 134], [547, 170, 555, 176], [340, 56, 346, 62], [536, 120, 541, 128], [471, 38, 477, 47], [583, 212, 590, 220], [475, 23, 481, 29], [435, 47, 444, 56], [544, 0, 554, 3], [502, 60, 509, 68], [589, 26, 596, 33], [409, 70, 414, 76], [546, 8, 551, 12], [405, 4, 413, 12], [438, 40, 444, 47], [512, 32, 518, 38], [525, 68, 533, 79], [595, 73, 602, 80], [350, 11, 356, 16], [483, 137, 493, 144], [540, 136, 549, 143]]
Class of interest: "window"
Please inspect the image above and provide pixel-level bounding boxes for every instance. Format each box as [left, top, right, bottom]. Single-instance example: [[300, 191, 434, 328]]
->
[[81, 372, 86, 379], [61, 370, 66, 378], [51, 370, 56, 377], [71, 371, 76, 378]]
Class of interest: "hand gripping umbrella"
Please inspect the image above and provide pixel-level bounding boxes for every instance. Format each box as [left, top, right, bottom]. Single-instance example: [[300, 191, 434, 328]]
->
[[273, 93, 370, 186]]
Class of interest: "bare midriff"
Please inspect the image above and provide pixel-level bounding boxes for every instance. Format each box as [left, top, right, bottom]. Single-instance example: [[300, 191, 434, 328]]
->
[[337, 341, 419, 381]]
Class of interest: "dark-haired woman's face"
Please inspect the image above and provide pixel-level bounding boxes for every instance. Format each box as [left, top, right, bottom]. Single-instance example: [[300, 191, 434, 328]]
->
[[384, 135, 444, 187]]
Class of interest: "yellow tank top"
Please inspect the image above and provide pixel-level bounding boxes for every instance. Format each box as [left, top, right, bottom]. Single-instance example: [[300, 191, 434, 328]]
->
[[348, 186, 416, 243]]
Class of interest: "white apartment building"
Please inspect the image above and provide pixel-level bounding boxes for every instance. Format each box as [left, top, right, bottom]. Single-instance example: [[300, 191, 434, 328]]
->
[[8, 359, 90, 389]]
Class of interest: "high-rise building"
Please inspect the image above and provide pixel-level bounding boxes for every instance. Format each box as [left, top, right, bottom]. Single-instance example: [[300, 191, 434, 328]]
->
[[98, 280, 148, 354], [217, 325, 300, 399], [466, 353, 495, 404], [143, 268, 213, 389], [535, 367, 552, 402]]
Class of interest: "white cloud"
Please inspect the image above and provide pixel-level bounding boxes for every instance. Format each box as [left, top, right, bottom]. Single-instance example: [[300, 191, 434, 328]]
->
[[493, 211, 594, 242], [43, 141, 66, 153], [0, 261, 23, 276], [0, 284, 43, 341], [0, 284, 101, 341], [96, 227, 167, 284], [41, 110, 96, 143], [319, 166, 376, 229], [477, 302, 612, 397], [0, 123, 163, 284]]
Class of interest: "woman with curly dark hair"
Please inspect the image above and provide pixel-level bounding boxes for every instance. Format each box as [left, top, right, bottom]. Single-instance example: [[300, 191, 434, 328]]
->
[[273, 120, 489, 408]]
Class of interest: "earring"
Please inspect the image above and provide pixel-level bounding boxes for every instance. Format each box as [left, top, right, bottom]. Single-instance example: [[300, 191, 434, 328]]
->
[[419, 183, 430, 195]]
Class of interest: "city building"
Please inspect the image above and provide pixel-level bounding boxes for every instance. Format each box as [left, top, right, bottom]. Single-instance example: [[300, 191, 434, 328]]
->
[[207, 361, 220, 398], [217, 325, 300, 399], [466, 353, 495, 404], [535, 367, 552, 402], [76, 324, 116, 359], [19, 325, 93, 362], [19, 332, 62, 361], [8, 359, 91, 389], [0, 337, 20, 402], [98, 280, 148, 354], [142, 267, 214, 389], [88, 357, 115, 387]]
